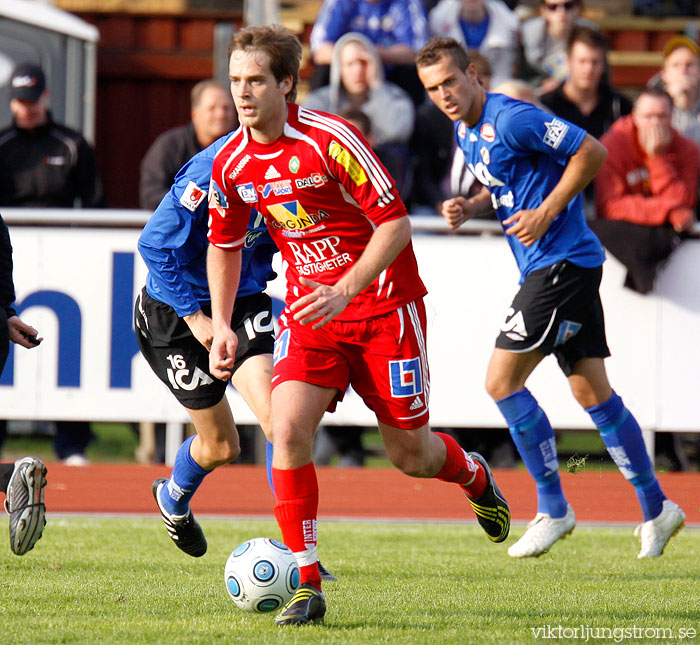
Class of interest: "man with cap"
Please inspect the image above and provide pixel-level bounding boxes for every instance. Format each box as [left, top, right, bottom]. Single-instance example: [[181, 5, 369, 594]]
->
[[0, 63, 103, 207], [653, 35, 700, 146], [0, 63, 103, 465]]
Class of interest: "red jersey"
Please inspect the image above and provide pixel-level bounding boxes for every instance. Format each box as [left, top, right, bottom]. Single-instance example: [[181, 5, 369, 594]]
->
[[207, 104, 426, 321]]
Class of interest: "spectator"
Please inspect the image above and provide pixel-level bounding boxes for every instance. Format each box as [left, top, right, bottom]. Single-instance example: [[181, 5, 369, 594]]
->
[[0, 63, 103, 465], [309, 0, 430, 103], [540, 26, 632, 213], [541, 26, 632, 140], [139, 80, 236, 210], [303, 33, 415, 198], [519, 0, 597, 92], [409, 51, 492, 212], [428, 0, 520, 87], [632, 0, 698, 16], [592, 87, 699, 295], [656, 35, 700, 147]]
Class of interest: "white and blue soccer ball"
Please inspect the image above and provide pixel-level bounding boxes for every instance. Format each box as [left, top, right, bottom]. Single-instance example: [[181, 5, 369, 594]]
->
[[224, 537, 300, 613]]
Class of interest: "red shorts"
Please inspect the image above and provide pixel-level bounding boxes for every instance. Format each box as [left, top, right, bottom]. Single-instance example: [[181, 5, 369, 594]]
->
[[272, 299, 430, 430]]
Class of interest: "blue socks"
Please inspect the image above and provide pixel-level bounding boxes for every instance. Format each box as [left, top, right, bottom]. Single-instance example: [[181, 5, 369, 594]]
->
[[159, 435, 210, 516], [496, 389, 568, 518], [266, 439, 275, 496], [586, 392, 665, 521]]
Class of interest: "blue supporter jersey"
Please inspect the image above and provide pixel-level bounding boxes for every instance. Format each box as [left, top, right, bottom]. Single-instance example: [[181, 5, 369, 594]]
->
[[455, 93, 605, 281], [311, 0, 428, 52], [138, 132, 277, 317]]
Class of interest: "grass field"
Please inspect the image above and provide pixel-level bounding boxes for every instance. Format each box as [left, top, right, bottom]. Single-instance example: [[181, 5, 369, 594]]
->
[[2, 518, 697, 644]]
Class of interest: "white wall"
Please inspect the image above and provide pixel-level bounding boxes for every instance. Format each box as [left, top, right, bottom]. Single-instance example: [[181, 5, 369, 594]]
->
[[1, 220, 698, 433]]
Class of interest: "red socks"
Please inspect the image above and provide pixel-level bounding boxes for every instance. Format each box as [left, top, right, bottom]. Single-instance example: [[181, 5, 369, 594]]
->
[[272, 462, 321, 590], [434, 432, 487, 498]]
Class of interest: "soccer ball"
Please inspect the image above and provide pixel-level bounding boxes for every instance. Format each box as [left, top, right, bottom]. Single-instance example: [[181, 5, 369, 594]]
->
[[224, 537, 300, 613]]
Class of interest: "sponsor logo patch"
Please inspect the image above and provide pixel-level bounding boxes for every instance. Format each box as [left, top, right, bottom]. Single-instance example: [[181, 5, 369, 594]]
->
[[389, 357, 423, 398], [543, 118, 569, 149], [480, 123, 495, 142], [457, 122, 467, 138], [294, 173, 328, 190], [236, 182, 257, 203], [208, 179, 229, 216], [267, 201, 330, 232], [228, 154, 251, 180], [554, 320, 582, 346], [328, 140, 367, 185], [179, 181, 207, 212], [259, 179, 292, 198]]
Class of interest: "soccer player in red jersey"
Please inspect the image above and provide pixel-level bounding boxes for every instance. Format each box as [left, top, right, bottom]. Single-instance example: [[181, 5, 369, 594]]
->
[[206, 25, 510, 626]]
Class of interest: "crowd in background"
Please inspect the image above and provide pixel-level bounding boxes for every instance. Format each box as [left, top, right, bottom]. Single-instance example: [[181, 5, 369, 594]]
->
[[2, 0, 699, 470]]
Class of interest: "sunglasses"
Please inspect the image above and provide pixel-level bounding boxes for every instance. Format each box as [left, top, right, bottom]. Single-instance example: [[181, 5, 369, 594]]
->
[[543, 0, 580, 11]]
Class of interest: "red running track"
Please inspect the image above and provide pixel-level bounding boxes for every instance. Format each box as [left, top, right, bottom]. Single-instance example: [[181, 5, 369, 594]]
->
[[45, 463, 699, 525]]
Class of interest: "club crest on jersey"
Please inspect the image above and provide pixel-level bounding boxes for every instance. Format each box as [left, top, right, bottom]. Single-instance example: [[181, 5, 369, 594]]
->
[[289, 156, 300, 173], [543, 118, 569, 149], [208, 180, 229, 216], [457, 122, 467, 139], [480, 146, 490, 165], [228, 154, 251, 180], [328, 140, 367, 186], [179, 181, 206, 212], [389, 357, 423, 398], [554, 320, 582, 346], [480, 123, 495, 142], [259, 179, 292, 198], [295, 173, 328, 190], [267, 201, 329, 231], [236, 182, 257, 203]]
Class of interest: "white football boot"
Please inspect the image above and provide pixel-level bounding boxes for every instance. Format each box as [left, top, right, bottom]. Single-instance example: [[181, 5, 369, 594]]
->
[[634, 500, 685, 558], [508, 504, 576, 558]]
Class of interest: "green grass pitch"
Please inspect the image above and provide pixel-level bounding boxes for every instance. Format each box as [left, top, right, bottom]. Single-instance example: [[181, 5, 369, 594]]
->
[[2, 518, 698, 644]]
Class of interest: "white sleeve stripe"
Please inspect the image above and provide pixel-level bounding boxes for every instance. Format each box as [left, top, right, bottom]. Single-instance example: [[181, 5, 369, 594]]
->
[[283, 122, 334, 177], [406, 301, 430, 403], [298, 107, 392, 194], [218, 128, 248, 182], [298, 108, 394, 199], [209, 236, 245, 249]]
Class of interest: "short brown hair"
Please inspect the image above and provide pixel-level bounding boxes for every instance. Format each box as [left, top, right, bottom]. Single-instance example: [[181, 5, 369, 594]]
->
[[566, 25, 608, 55], [190, 79, 229, 109], [416, 36, 471, 73], [635, 86, 673, 108], [227, 25, 302, 103]]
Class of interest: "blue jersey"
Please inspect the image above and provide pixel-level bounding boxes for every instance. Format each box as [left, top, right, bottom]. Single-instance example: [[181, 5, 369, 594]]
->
[[138, 132, 277, 317], [310, 0, 428, 52], [455, 93, 605, 280]]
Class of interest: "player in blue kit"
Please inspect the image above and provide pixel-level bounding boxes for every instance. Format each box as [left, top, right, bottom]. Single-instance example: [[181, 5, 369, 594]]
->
[[416, 37, 685, 559], [135, 134, 336, 579]]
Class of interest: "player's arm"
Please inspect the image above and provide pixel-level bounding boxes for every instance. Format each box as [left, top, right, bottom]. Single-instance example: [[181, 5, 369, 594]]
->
[[207, 245, 242, 379], [292, 215, 412, 329], [441, 186, 492, 229], [504, 134, 606, 246]]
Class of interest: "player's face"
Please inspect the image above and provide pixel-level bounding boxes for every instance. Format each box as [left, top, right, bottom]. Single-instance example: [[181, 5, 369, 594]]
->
[[567, 42, 605, 92], [10, 92, 49, 130], [229, 48, 292, 141], [418, 55, 481, 125], [191, 85, 236, 146]]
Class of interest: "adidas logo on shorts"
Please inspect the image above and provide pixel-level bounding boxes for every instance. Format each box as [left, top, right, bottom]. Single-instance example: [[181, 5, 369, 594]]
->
[[409, 396, 423, 411]]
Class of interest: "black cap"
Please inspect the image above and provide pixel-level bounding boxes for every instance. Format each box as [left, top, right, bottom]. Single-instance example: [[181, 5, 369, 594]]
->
[[10, 64, 46, 102]]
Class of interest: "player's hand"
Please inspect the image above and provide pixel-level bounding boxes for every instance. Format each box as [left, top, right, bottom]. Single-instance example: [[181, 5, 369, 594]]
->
[[290, 277, 352, 329], [441, 197, 470, 229], [183, 309, 214, 351], [209, 328, 238, 381], [8, 316, 42, 348], [503, 208, 552, 247]]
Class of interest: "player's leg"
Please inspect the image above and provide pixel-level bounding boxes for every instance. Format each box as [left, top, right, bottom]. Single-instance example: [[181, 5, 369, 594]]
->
[[271, 380, 334, 625], [378, 421, 510, 542], [569, 358, 685, 557]]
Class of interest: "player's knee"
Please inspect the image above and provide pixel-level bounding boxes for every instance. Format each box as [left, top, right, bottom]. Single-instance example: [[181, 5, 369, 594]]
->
[[203, 436, 241, 466], [485, 372, 513, 402], [388, 449, 430, 478]]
